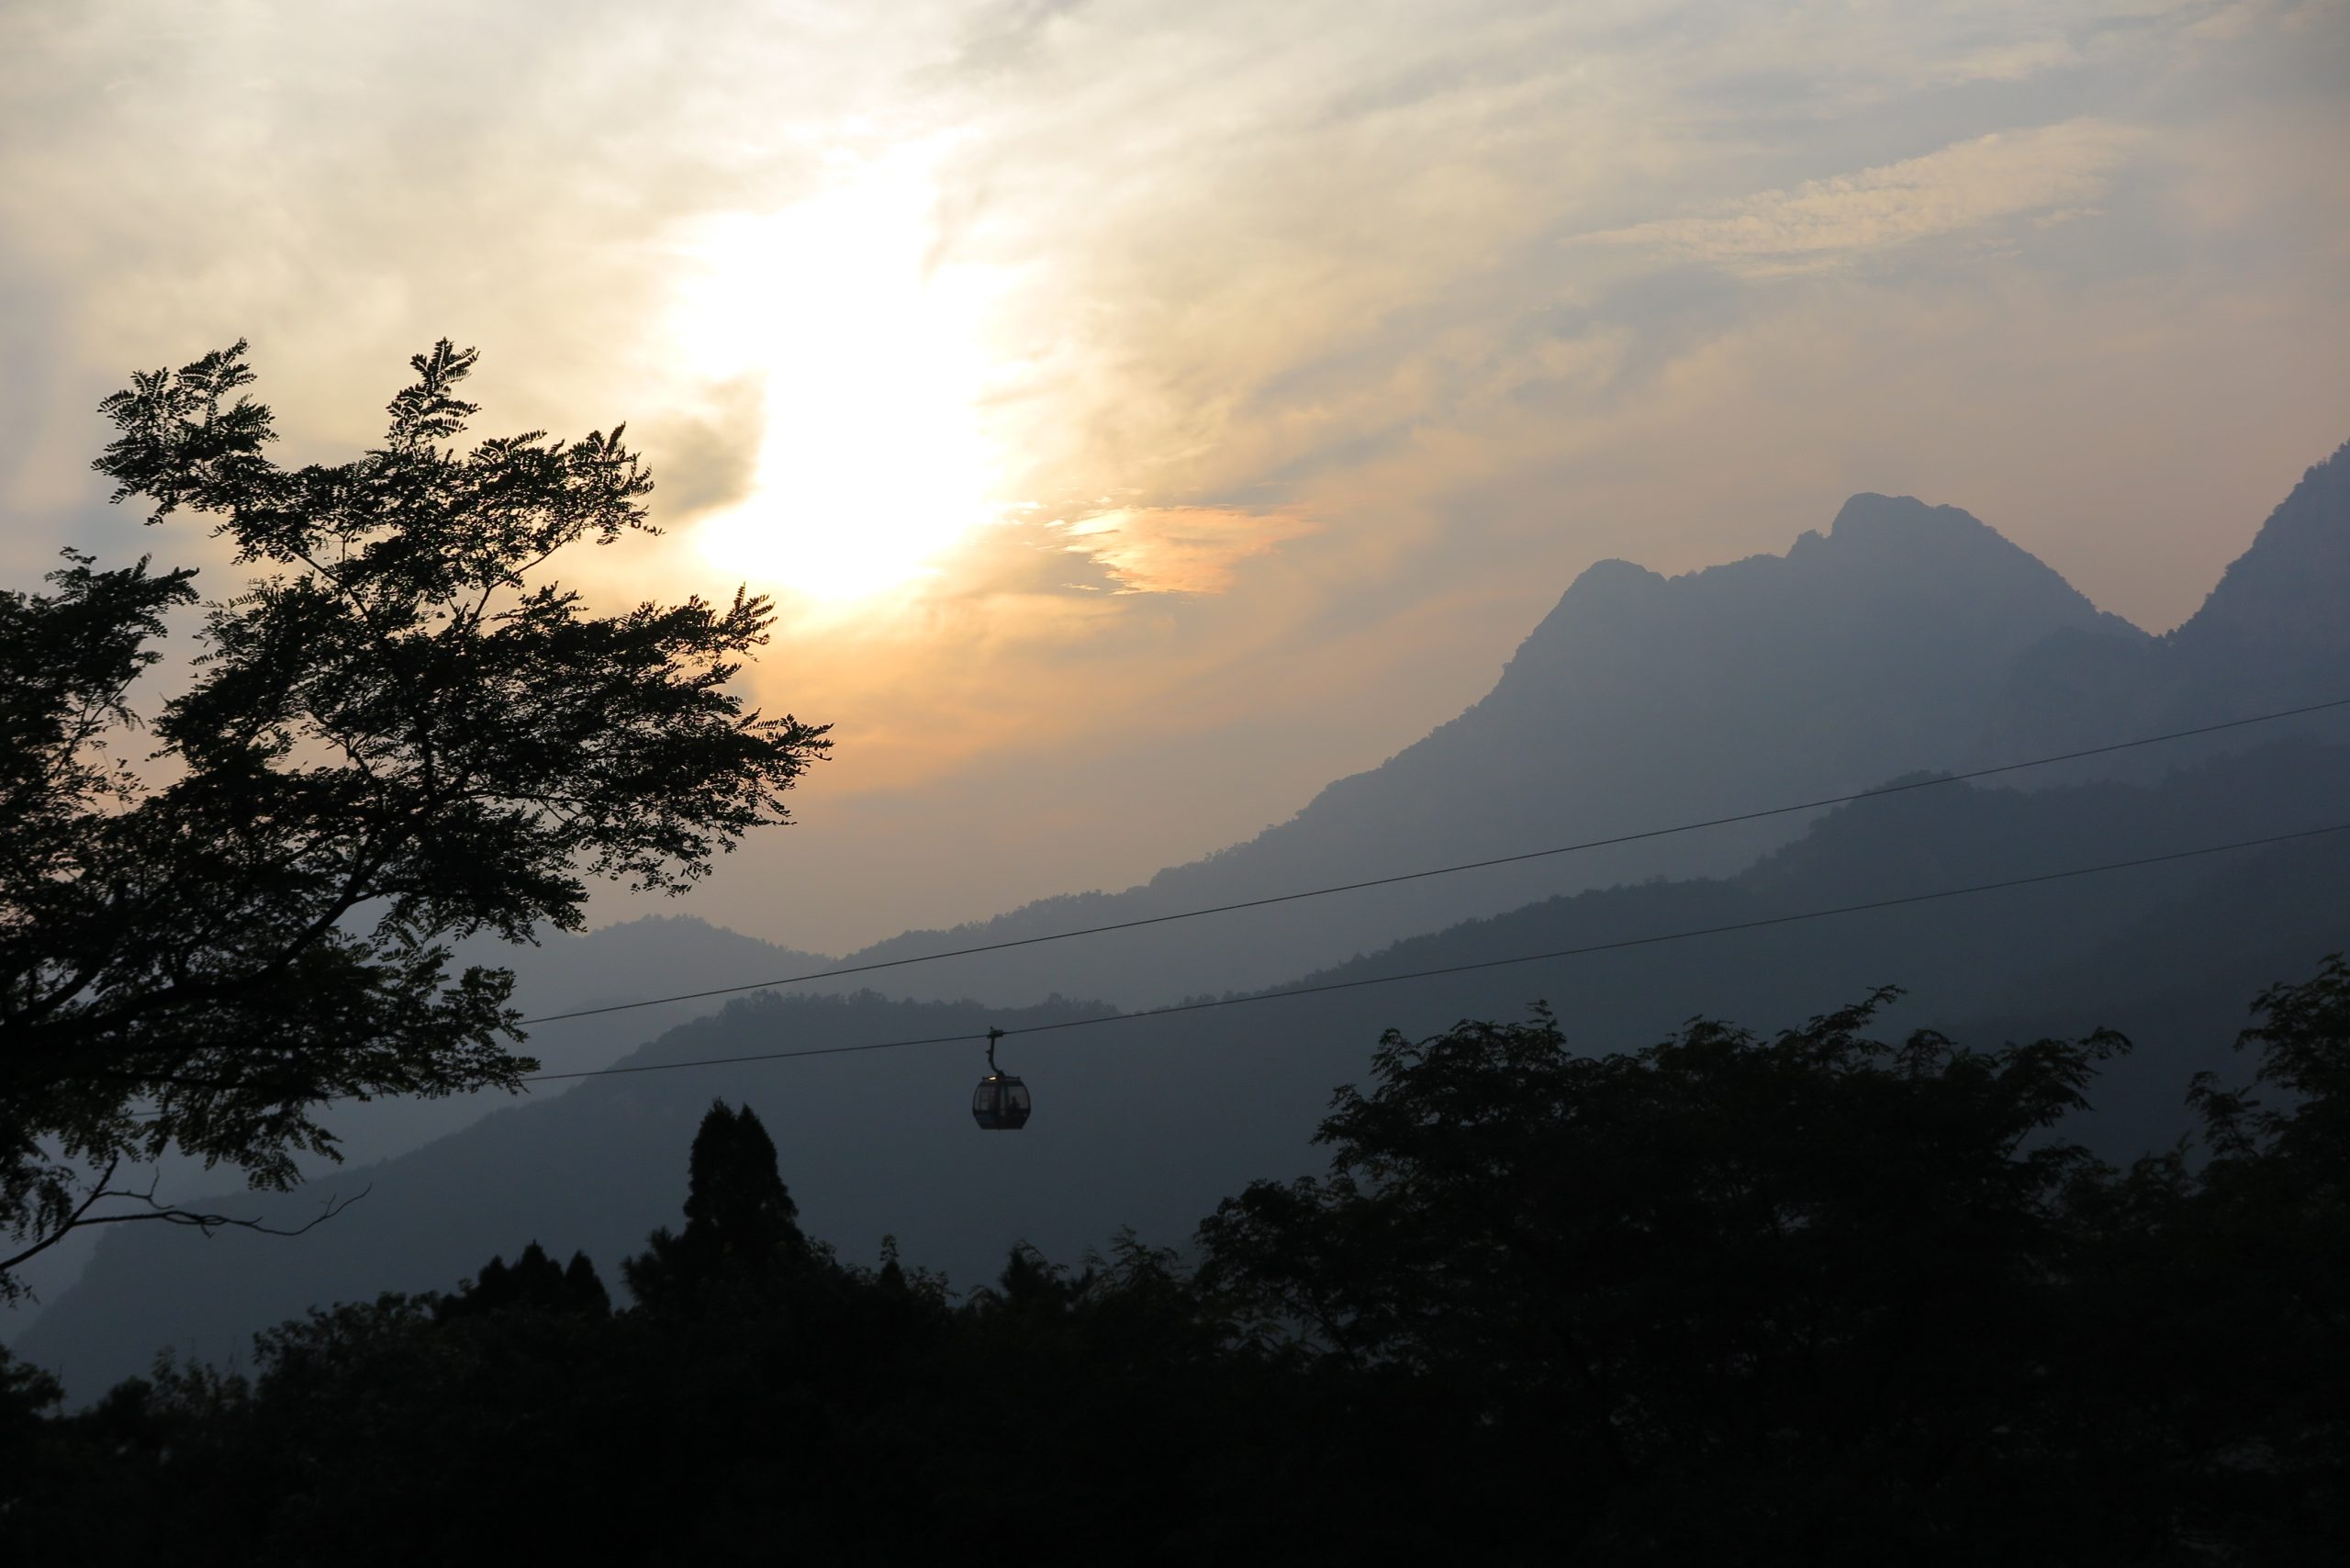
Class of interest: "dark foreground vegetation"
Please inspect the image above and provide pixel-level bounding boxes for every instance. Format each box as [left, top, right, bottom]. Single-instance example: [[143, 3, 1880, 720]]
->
[[4, 959, 2344, 1565]]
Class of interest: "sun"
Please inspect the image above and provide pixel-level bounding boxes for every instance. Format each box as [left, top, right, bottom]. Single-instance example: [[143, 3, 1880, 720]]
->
[[669, 151, 1002, 605]]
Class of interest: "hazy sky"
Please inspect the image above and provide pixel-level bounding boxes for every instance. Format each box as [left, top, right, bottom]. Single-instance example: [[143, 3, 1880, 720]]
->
[[4, 0, 2344, 952]]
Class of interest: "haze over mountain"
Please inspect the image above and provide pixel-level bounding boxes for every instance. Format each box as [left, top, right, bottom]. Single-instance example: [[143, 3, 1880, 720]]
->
[[17, 437, 2347, 1400], [827, 451, 2349, 1010], [320, 449, 2347, 1146]]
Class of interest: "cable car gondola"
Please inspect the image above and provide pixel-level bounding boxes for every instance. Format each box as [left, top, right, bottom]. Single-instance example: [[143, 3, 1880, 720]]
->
[[971, 1027, 1032, 1131]]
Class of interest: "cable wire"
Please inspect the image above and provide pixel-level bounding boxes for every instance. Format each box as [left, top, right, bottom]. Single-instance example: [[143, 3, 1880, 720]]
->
[[515, 695, 2350, 1027], [514, 818, 2350, 1084]]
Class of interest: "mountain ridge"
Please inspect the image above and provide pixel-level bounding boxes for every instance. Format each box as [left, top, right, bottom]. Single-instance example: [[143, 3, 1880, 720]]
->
[[831, 484, 2214, 1009], [1982, 439, 2350, 760]]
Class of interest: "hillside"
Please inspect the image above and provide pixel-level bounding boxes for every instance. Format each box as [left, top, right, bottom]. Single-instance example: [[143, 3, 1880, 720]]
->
[[1990, 438, 2350, 756], [21, 736, 2349, 1400]]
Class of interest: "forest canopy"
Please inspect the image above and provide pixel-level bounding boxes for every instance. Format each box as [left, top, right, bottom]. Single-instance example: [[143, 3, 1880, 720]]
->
[[4, 963, 2343, 1563]]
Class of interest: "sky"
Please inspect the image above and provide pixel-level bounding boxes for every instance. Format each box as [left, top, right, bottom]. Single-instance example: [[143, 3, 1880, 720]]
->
[[3, 0, 2345, 954]]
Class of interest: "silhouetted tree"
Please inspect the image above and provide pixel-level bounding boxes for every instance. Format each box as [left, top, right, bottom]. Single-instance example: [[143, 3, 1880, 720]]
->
[[622, 1101, 812, 1308], [2142, 953, 2350, 1551], [564, 1249, 612, 1316], [1199, 996, 2131, 1554], [0, 1344, 62, 1520], [438, 1241, 610, 1320], [0, 341, 830, 1297]]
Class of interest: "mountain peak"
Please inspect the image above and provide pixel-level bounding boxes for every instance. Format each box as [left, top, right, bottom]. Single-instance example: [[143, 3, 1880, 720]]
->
[[1509, 492, 2104, 681], [1549, 556, 1666, 618], [2173, 438, 2350, 666], [1565, 555, 1665, 592], [1827, 491, 1984, 540], [1813, 494, 2055, 584]]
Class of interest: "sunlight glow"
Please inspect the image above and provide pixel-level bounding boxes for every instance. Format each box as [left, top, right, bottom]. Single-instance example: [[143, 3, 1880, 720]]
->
[[671, 151, 1003, 606]]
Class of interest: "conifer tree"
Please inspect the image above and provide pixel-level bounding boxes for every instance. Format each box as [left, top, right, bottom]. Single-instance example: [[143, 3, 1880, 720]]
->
[[622, 1100, 810, 1309], [562, 1249, 611, 1316]]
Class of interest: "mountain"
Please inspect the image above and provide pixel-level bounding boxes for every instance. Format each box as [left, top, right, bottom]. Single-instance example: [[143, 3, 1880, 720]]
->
[[1990, 439, 2350, 756], [21, 735, 2350, 1401], [836, 492, 2146, 1008], [333, 915, 838, 1166], [2173, 438, 2350, 690], [856, 448, 2350, 1011]]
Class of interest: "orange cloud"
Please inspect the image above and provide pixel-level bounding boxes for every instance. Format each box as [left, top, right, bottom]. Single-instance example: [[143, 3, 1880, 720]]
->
[[1050, 506, 1319, 595]]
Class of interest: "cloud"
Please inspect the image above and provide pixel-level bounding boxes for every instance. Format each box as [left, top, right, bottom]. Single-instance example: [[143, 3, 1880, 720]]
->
[[1050, 506, 1317, 594], [639, 375, 767, 523], [1575, 119, 2148, 275], [4, 0, 2344, 956]]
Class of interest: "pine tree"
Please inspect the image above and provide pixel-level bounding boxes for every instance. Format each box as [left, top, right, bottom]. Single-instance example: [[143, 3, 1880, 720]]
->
[[441, 1239, 610, 1318], [622, 1101, 811, 1311], [562, 1250, 611, 1316]]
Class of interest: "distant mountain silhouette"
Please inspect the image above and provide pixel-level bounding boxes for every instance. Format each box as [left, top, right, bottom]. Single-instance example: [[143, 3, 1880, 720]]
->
[[297, 915, 839, 1173], [837, 491, 2202, 1007], [2175, 439, 2350, 685], [1990, 439, 2350, 756]]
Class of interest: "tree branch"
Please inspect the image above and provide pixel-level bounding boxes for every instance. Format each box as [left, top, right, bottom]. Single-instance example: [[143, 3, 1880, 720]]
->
[[2, 1163, 369, 1279]]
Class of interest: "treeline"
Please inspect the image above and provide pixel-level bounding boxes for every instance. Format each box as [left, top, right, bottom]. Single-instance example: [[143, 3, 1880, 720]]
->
[[5, 960, 2345, 1565]]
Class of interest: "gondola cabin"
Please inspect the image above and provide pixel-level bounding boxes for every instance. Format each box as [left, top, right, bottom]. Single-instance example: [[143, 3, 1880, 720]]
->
[[972, 1027, 1032, 1130], [972, 1072, 1032, 1131]]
